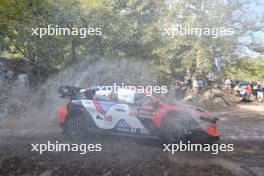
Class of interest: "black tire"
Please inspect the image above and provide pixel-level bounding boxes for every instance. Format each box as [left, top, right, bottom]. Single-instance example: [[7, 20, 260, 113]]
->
[[160, 112, 195, 143], [65, 112, 87, 138]]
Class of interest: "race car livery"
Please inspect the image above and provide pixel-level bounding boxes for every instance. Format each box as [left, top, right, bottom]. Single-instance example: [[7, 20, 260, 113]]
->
[[58, 86, 220, 142]]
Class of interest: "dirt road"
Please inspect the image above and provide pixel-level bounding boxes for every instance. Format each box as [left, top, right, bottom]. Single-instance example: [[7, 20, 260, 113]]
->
[[0, 104, 263, 176]]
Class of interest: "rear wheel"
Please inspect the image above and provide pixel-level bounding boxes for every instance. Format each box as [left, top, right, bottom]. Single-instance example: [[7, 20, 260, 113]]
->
[[160, 112, 195, 143], [65, 112, 87, 138]]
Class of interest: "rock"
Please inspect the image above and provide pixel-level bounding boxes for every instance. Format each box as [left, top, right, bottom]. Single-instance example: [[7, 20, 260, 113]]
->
[[183, 88, 232, 110], [203, 91, 214, 101], [211, 89, 224, 97], [213, 97, 229, 108], [203, 89, 224, 101]]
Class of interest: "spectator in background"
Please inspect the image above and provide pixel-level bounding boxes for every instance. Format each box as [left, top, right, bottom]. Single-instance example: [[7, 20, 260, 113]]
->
[[174, 80, 184, 99], [239, 84, 253, 102], [253, 83, 259, 99], [224, 78, 232, 90], [207, 72, 216, 87], [198, 77, 205, 93], [257, 81, 264, 102], [246, 84, 253, 96], [221, 77, 225, 84], [192, 76, 199, 98], [234, 84, 240, 96], [184, 75, 192, 89]]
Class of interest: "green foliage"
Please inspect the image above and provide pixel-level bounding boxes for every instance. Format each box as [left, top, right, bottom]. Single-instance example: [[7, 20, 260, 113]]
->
[[0, 0, 262, 85], [221, 57, 264, 81]]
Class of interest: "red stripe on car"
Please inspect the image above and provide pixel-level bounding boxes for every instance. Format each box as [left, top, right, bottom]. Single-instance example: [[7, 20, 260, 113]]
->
[[93, 100, 105, 114]]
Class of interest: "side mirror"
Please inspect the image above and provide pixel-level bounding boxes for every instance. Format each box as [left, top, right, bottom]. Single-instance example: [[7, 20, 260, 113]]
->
[[84, 89, 95, 100]]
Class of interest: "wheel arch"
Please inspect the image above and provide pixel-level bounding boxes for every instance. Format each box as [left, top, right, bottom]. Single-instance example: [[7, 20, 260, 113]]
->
[[67, 106, 98, 129], [67, 108, 86, 119]]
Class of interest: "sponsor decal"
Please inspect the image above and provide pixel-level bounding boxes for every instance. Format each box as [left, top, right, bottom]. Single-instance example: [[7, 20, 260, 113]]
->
[[105, 115, 112, 122]]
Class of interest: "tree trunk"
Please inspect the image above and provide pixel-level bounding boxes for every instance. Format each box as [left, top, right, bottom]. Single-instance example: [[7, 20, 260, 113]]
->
[[71, 39, 76, 62]]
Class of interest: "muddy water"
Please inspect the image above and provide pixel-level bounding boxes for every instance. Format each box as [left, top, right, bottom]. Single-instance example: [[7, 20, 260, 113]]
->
[[0, 56, 203, 137], [0, 58, 264, 176], [0, 61, 29, 120], [0, 57, 160, 135]]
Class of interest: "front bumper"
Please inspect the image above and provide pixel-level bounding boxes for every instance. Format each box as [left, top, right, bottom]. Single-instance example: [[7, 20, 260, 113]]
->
[[188, 127, 220, 142], [204, 124, 220, 137]]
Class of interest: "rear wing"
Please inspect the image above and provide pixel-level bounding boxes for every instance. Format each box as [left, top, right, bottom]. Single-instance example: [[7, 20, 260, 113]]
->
[[58, 86, 82, 99], [58, 86, 96, 100]]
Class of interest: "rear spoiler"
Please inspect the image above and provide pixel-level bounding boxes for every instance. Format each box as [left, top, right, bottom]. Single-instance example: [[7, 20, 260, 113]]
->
[[58, 86, 96, 100]]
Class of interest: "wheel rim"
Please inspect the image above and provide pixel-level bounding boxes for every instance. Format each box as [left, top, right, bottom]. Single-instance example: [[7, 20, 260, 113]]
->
[[67, 117, 84, 137]]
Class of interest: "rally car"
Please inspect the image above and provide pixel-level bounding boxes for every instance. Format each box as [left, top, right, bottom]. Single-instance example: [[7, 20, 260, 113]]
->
[[58, 86, 220, 143]]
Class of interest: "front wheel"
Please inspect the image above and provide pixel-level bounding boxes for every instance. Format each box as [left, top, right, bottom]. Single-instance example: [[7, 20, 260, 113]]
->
[[160, 112, 195, 143], [65, 112, 87, 138]]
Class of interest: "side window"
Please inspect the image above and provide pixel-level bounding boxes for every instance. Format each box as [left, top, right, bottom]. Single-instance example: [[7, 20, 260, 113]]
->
[[134, 93, 145, 104], [142, 96, 153, 105], [134, 93, 153, 105], [84, 89, 95, 100]]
